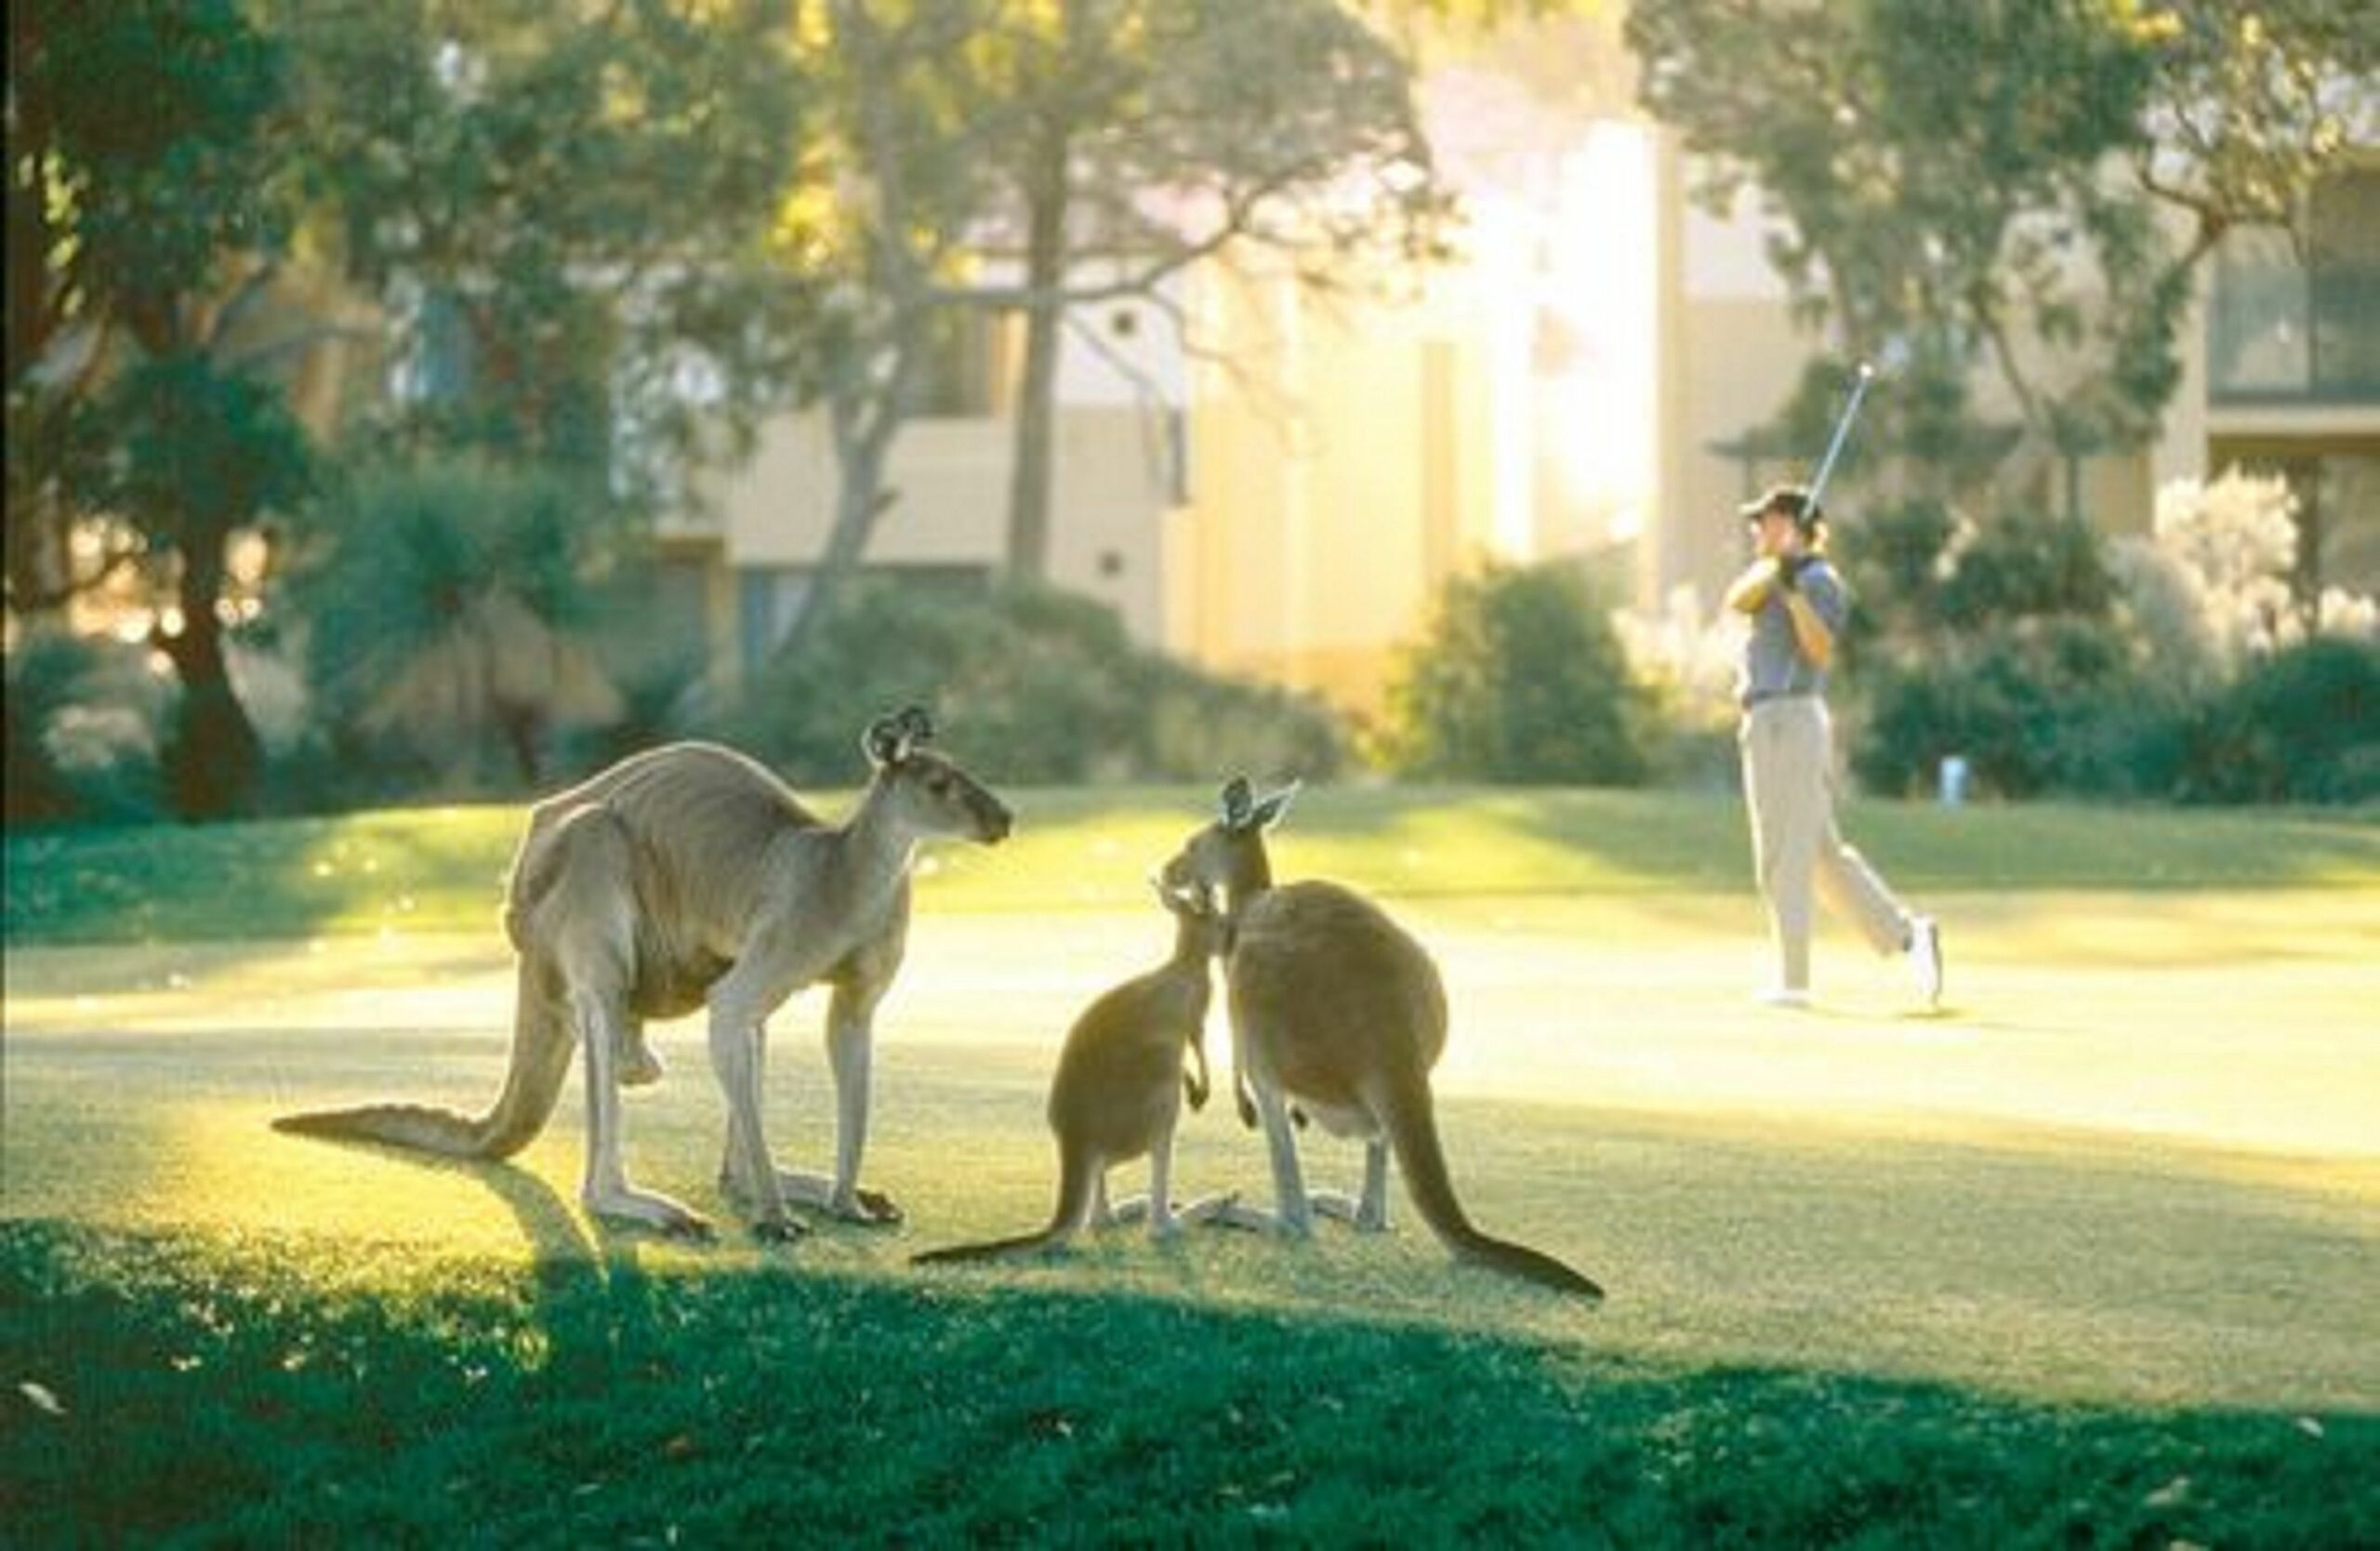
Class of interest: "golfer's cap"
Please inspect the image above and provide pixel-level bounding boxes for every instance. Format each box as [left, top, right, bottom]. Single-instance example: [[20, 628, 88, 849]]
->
[[1739, 484, 1824, 528]]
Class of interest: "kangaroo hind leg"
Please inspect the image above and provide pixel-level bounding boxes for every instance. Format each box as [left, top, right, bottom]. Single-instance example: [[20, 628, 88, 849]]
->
[[574, 981, 711, 1239], [539, 808, 710, 1239]]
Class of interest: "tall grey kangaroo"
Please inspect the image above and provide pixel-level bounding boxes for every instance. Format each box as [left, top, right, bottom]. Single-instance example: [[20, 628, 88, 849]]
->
[[1160, 777, 1603, 1299], [914, 880, 1235, 1265], [275, 707, 1013, 1242]]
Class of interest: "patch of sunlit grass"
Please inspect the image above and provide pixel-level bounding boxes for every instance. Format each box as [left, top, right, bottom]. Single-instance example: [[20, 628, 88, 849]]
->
[[9, 787, 2375, 946]]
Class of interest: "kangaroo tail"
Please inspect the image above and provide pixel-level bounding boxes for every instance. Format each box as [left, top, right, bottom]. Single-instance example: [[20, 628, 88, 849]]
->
[[1378, 1068, 1604, 1302], [912, 1142, 1098, 1266], [273, 960, 574, 1162]]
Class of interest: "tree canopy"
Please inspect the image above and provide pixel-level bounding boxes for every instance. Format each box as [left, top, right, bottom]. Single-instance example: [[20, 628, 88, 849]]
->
[[1627, 0, 2378, 503]]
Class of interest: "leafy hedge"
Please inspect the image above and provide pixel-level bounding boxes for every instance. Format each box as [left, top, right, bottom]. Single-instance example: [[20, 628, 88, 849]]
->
[[718, 580, 1346, 786], [1376, 561, 1651, 786]]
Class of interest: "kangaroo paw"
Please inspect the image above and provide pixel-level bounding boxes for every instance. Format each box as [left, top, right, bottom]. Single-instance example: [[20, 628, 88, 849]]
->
[[586, 1186, 711, 1241], [616, 1041, 666, 1088], [751, 1213, 808, 1245]]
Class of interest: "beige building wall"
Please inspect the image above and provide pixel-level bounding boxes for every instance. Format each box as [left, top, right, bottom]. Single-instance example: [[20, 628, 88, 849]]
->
[[676, 392, 1179, 689], [1166, 259, 1510, 720]]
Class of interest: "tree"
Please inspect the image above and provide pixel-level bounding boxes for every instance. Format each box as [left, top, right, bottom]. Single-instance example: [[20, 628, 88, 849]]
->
[[763, 0, 1449, 662], [265, 0, 812, 784], [271, 0, 810, 506], [8, 0, 311, 816], [289, 458, 624, 789], [947, 0, 1445, 582], [1625, 0, 2376, 505], [760, 0, 990, 659]]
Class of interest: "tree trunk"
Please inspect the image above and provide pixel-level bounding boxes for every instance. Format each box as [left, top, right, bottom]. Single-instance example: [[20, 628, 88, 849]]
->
[[777, 330, 921, 661], [156, 535, 262, 820], [1002, 137, 1071, 583]]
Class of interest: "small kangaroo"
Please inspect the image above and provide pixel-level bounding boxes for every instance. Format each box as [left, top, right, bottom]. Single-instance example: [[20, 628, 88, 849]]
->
[[1161, 777, 1603, 1300], [914, 880, 1236, 1264], [275, 707, 1012, 1242]]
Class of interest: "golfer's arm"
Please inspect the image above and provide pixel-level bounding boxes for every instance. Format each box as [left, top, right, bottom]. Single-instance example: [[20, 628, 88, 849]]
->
[[1783, 591, 1834, 669], [1724, 562, 1778, 615]]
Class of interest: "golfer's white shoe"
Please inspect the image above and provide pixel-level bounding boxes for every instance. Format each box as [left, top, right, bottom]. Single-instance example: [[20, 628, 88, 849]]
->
[[1753, 986, 1811, 1009], [1907, 916, 1944, 1008]]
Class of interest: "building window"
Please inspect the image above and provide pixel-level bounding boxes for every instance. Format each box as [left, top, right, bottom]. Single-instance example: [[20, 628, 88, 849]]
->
[[738, 567, 811, 678], [2209, 166, 2380, 404]]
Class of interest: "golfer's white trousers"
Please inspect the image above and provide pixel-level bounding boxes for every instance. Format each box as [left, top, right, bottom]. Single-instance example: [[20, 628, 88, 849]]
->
[[1739, 696, 1911, 991]]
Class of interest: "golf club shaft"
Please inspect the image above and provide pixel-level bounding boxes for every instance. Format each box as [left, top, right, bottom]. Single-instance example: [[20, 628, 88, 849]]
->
[[1805, 365, 1875, 510]]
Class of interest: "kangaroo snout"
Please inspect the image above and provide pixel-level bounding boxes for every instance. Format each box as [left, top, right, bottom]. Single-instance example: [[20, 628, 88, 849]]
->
[[978, 801, 1015, 843]]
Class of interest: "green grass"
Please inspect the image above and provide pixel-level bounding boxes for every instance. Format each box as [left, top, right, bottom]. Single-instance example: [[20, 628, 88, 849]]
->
[[7, 1219, 2372, 1547], [7, 784, 2376, 944], [7, 789, 2379, 1542]]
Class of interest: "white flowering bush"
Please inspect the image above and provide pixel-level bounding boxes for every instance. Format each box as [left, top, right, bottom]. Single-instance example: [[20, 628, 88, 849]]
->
[[2127, 470, 2379, 668]]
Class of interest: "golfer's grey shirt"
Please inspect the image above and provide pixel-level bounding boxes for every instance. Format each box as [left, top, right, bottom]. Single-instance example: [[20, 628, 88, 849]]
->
[[1739, 562, 1848, 709]]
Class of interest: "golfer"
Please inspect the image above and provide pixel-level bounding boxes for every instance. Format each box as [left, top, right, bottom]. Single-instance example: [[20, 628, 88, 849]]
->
[[1726, 484, 1943, 1009]]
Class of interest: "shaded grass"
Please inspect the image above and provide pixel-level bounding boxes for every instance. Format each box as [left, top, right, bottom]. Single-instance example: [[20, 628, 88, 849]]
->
[[6, 1220, 2373, 1547], [7, 785, 2376, 946]]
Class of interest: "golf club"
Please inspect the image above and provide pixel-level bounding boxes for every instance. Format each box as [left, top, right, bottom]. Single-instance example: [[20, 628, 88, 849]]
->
[[1803, 359, 1876, 513]]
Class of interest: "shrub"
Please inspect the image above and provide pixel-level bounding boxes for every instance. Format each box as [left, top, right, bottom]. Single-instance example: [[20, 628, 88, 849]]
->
[[721, 580, 1346, 786], [1377, 561, 1650, 786], [3, 629, 174, 826], [2175, 637, 2380, 805], [1850, 618, 2185, 801], [282, 457, 628, 793]]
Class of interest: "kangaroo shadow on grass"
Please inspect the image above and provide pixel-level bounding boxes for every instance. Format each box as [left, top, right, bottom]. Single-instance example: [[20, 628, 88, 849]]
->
[[280, 1134, 670, 1375]]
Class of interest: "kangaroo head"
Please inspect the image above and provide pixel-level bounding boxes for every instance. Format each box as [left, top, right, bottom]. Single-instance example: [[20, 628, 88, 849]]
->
[[1152, 875, 1229, 957], [1159, 776, 1297, 900], [863, 707, 1013, 843]]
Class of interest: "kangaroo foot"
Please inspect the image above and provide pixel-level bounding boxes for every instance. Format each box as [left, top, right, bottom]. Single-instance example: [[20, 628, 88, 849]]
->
[[1309, 1190, 1388, 1232], [1205, 1200, 1313, 1238], [616, 1039, 666, 1088], [1151, 1192, 1242, 1238], [585, 1186, 712, 1241], [756, 1167, 905, 1226], [751, 1213, 808, 1245]]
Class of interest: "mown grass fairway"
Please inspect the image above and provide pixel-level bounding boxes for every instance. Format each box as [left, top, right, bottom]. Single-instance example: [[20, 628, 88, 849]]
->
[[6, 789, 2377, 1543]]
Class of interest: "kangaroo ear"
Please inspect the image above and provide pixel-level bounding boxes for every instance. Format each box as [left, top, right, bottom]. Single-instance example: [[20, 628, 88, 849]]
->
[[1219, 776, 1254, 830], [1250, 780, 1300, 830], [864, 705, 936, 767]]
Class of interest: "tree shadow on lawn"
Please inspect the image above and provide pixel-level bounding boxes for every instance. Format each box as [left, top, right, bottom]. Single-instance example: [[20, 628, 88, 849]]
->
[[5, 1207, 2376, 1548]]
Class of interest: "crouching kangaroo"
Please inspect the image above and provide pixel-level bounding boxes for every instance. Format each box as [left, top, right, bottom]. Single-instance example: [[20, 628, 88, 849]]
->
[[1160, 777, 1603, 1300], [275, 707, 1012, 1242], [914, 881, 1236, 1264]]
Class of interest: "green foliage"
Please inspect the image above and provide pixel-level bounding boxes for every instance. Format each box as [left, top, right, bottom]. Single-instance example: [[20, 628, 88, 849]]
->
[[722, 580, 1346, 786], [92, 352, 315, 547], [284, 457, 630, 794], [270, 0, 809, 500], [1380, 562, 1650, 785], [1625, 0, 2371, 497], [2176, 638, 2380, 806], [10, 0, 291, 325], [1934, 508, 2119, 630], [2, 630, 173, 827], [1838, 495, 2377, 806], [1852, 618, 2182, 802]]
